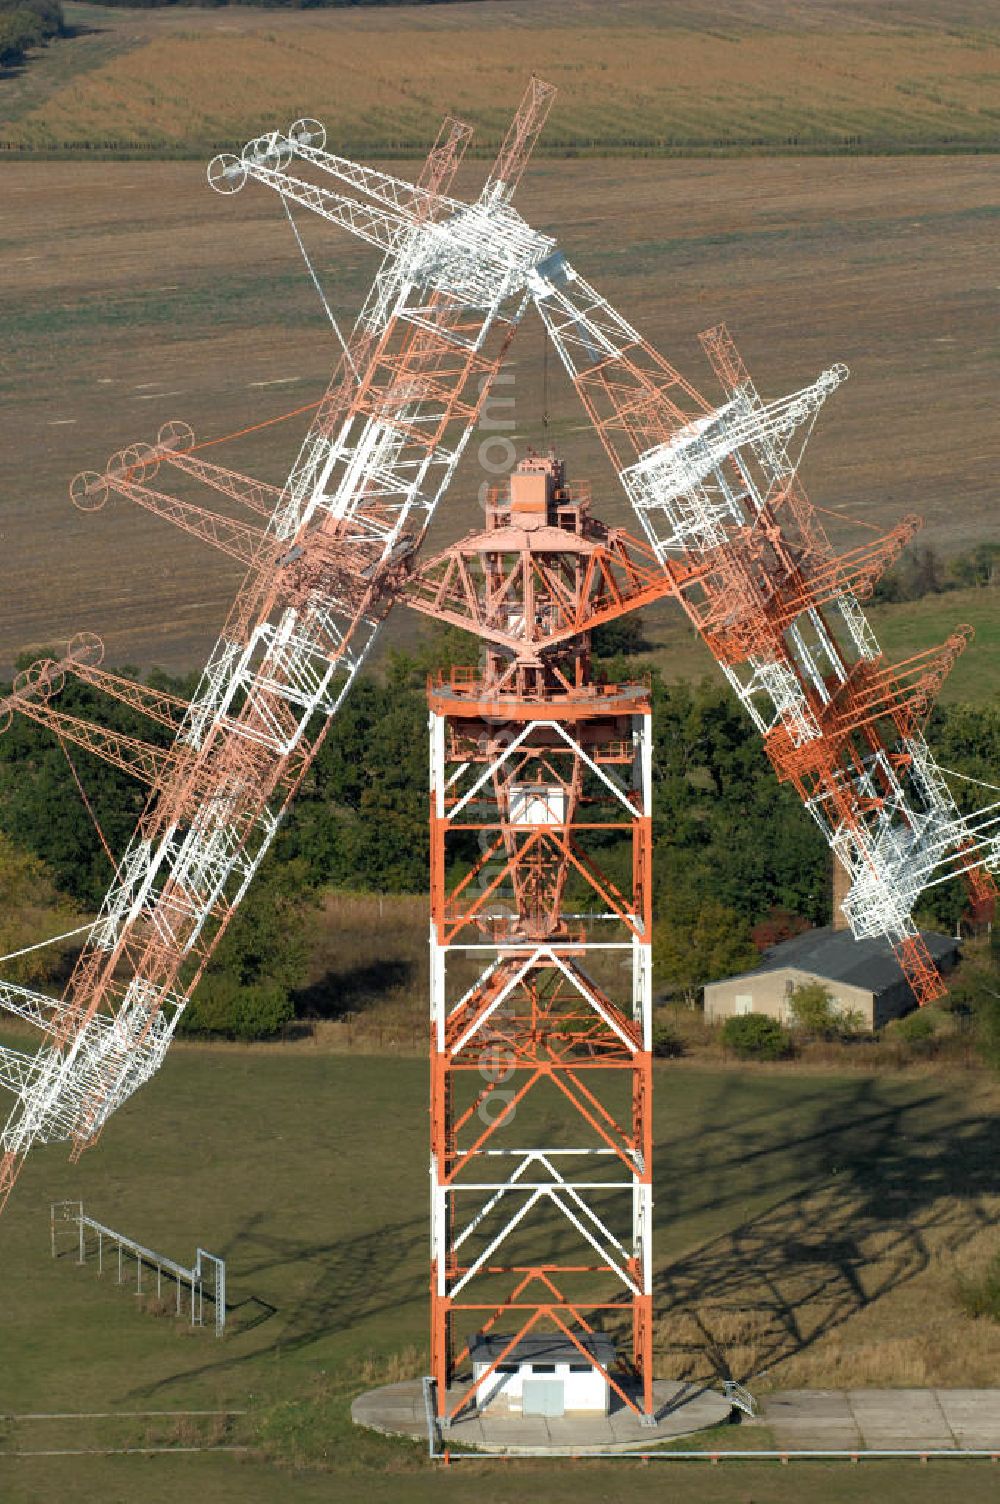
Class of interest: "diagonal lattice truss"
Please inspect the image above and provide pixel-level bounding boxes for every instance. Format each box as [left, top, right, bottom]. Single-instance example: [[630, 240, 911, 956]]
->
[[1, 75, 997, 1206], [0, 80, 559, 1209], [428, 658, 654, 1423], [525, 262, 1000, 999], [407, 471, 677, 671]]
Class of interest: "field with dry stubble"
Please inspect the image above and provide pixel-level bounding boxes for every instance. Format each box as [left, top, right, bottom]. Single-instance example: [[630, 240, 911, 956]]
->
[[1, 0, 996, 156], [0, 151, 994, 679]]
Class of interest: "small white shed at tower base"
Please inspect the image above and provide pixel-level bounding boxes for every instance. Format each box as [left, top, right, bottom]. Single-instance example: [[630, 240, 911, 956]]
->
[[469, 1332, 615, 1418]]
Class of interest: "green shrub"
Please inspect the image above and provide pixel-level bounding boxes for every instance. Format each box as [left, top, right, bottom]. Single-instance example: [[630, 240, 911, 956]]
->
[[182, 975, 294, 1041], [651, 1020, 684, 1058], [955, 1255, 1000, 1321], [0, 10, 39, 63], [721, 1013, 791, 1061], [893, 1008, 938, 1047], [788, 980, 863, 1040]]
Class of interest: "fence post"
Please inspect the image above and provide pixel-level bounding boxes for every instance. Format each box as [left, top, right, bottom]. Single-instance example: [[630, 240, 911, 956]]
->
[[77, 1205, 85, 1266], [216, 1258, 226, 1338]]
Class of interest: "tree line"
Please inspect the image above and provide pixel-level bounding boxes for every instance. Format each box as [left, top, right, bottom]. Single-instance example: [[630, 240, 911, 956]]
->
[[873, 540, 1000, 605], [0, 624, 997, 1038], [0, 0, 62, 69]]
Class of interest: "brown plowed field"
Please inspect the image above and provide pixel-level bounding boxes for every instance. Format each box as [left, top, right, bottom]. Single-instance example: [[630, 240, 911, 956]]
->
[[0, 152, 992, 676]]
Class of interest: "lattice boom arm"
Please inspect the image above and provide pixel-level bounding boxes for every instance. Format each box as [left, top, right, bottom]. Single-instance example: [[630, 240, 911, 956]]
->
[[528, 260, 996, 988], [0, 86, 560, 1208], [1, 689, 177, 787], [71, 456, 272, 570]]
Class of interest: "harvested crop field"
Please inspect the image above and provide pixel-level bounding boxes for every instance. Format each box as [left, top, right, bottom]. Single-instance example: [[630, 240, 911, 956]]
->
[[0, 150, 993, 677], [1, 0, 997, 156]]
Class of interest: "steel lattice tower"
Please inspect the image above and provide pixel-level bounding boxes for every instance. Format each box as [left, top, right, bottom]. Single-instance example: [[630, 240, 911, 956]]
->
[[416, 454, 671, 1426], [1, 73, 997, 1237]]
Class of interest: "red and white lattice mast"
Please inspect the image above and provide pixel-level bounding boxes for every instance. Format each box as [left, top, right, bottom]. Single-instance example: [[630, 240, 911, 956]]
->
[[2, 74, 997, 1225], [527, 261, 999, 1000], [0, 80, 558, 1209], [410, 452, 675, 1426]]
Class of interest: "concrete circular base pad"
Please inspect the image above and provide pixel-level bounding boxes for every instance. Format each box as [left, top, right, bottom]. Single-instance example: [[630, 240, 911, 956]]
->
[[352, 1377, 732, 1454]]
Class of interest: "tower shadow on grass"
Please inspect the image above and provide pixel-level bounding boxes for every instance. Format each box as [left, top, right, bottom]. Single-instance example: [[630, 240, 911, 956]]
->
[[124, 1211, 428, 1401], [225, 1296, 278, 1335], [125, 1075, 1000, 1401], [293, 958, 415, 1020], [649, 1075, 1000, 1386]]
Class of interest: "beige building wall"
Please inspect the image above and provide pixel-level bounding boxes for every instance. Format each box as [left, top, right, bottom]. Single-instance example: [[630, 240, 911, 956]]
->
[[704, 967, 877, 1030]]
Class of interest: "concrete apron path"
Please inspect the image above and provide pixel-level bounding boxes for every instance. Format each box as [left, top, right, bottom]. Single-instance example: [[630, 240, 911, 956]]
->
[[756, 1389, 1000, 1452], [352, 1377, 731, 1454]]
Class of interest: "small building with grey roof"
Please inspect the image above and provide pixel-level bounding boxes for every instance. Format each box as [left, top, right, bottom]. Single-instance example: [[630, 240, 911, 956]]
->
[[703, 925, 959, 1032]]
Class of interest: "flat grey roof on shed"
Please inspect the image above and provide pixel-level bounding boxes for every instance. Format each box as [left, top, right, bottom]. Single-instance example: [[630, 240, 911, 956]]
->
[[711, 925, 958, 996], [469, 1332, 616, 1367]]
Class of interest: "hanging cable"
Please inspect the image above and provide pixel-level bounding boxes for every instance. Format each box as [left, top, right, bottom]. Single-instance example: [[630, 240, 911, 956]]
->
[[282, 195, 359, 382], [0, 921, 96, 968], [190, 399, 322, 454], [811, 500, 882, 533], [938, 765, 1000, 796], [542, 330, 549, 437], [55, 733, 117, 874]]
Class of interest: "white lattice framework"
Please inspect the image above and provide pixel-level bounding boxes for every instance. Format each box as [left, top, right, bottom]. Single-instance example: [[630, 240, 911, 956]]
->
[[526, 252, 1000, 962], [2, 80, 997, 1198], [0, 83, 558, 1199], [428, 686, 655, 1422]]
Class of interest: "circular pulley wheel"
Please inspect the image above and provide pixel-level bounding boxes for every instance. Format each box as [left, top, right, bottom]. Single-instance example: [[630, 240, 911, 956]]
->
[[207, 153, 247, 195]]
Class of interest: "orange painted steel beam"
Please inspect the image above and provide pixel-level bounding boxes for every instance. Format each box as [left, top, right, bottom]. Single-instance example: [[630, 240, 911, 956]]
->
[[0, 86, 554, 1212], [427, 454, 654, 1427], [531, 293, 995, 1004]]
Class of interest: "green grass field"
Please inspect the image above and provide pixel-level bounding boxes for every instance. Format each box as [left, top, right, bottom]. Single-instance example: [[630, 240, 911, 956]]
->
[[10, 1451, 1000, 1504], [630, 584, 1000, 704], [2, 1046, 1000, 1500], [1, 0, 997, 155]]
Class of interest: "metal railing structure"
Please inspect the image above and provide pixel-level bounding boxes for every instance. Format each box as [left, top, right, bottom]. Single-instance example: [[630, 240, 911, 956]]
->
[[50, 1201, 226, 1336], [722, 1379, 758, 1418]]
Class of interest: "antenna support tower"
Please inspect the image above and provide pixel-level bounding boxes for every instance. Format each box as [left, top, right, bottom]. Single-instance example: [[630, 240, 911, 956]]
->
[[418, 452, 669, 1426]]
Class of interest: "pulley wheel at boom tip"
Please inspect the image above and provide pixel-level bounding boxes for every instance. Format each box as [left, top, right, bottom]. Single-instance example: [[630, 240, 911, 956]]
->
[[242, 133, 292, 174], [106, 445, 145, 484], [136, 442, 160, 483], [288, 118, 326, 152], [12, 661, 59, 703], [157, 419, 195, 455], [207, 153, 247, 195], [39, 663, 66, 700], [69, 470, 109, 513], [66, 631, 105, 669]]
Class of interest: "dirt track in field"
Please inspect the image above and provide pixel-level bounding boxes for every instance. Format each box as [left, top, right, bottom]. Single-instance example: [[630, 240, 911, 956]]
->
[[0, 153, 994, 676]]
